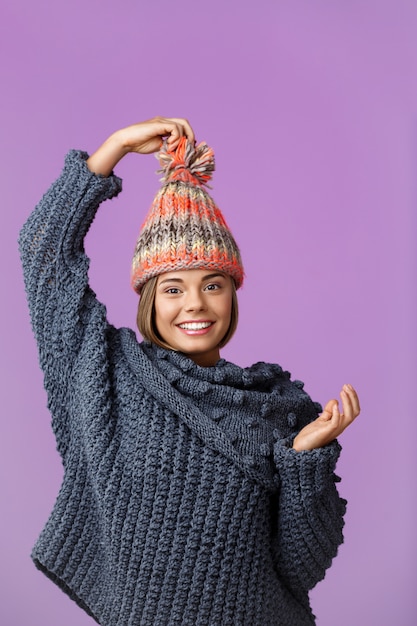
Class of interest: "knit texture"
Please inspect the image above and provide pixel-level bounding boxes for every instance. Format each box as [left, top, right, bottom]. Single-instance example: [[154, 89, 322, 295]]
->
[[131, 138, 244, 293], [19, 150, 347, 626]]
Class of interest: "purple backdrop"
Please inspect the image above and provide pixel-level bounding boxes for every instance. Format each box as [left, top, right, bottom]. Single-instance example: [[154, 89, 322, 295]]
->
[[1, 1, 416, 624]]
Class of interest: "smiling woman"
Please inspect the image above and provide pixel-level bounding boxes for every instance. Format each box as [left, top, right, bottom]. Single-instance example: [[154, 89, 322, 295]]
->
[[137, 271, 240, 363], [153, 269, 234, 366], [19, 116, 360, 626]]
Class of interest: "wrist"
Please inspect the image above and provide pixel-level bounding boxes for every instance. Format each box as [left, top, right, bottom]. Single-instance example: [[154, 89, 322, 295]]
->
[[292, 435, 302, 452], [110, 128, 133, 155], [87, 131, 129, 177]]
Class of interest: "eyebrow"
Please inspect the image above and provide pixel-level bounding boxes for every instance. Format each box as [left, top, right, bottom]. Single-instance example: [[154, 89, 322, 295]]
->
[[158, 273, 225, 286]]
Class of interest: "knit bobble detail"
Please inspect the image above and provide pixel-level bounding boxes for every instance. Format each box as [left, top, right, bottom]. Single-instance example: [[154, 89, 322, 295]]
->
[[242, 371, 254, 385], [166, 369, 182, 384], [259, 443, 272, 457], [261, 402, 272, 418], [233, 390, 245, 405], [178, 359, 195, 373], [198, 382, 212, 396], [287, 412, 297, 427], [214, 368, 227, 383], [157, 138, 215, 188], [152, 343, 168, 358], [293, 380, 305, 389]]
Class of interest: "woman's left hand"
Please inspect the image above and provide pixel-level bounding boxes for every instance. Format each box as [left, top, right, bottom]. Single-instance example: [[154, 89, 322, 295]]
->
[[292, 384, 360, 451]]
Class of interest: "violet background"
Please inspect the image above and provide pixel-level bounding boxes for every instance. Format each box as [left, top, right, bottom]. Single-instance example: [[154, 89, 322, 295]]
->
[[1, 0, 416, 624]]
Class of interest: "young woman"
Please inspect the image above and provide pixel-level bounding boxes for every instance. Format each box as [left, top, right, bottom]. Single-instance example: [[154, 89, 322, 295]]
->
[[19, 117, 360, 626]]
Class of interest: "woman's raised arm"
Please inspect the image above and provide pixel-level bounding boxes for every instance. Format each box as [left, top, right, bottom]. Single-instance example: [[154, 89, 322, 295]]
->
[[87, 117, 195, 176], [18, 117, 194, 457]]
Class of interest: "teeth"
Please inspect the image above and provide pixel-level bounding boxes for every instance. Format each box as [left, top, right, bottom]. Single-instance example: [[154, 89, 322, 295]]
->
[[179, 322, 212, 330]]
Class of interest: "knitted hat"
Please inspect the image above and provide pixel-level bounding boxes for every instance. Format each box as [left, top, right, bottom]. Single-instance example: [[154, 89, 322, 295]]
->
[[131, 137, 244, 294]]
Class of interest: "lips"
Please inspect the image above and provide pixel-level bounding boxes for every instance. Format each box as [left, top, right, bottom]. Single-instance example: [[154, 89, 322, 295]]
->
[[176, 321, 215, 336], [178, 321, 213, 330]]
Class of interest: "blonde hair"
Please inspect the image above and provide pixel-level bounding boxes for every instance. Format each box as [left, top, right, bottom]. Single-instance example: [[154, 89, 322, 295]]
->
[[137, 275, 239, 351]]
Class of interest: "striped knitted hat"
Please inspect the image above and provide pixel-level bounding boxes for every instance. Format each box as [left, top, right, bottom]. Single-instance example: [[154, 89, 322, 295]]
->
[[131, 137, 244, 294]]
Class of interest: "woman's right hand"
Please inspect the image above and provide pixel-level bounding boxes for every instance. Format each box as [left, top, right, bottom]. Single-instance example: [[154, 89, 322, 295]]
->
[[87, 117, 195, 177]]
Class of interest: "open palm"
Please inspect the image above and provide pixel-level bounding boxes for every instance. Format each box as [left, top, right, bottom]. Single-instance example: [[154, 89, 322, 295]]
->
[[293, 384, 360, 451]]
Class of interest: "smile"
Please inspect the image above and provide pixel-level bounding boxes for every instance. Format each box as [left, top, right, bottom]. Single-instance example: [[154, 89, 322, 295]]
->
[[178, 322, 213, 330]]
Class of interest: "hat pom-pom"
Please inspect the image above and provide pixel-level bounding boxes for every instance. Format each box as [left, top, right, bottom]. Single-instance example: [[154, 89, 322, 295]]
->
[[157, 136, 215, 187]]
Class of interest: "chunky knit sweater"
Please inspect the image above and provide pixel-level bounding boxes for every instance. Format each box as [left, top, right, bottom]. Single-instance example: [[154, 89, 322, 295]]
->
[[19, 151, 346, 626]]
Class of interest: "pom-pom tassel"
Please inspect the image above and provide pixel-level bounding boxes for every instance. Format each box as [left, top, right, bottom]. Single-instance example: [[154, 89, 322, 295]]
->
[[156, 136, 215, 187]]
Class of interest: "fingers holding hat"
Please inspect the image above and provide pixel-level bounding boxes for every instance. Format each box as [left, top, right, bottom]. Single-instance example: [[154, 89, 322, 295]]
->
[[138, 116, 195, 153], [115, 117, 196, 157], [86, 117, 196, 178], [162, 117, 195, 150]]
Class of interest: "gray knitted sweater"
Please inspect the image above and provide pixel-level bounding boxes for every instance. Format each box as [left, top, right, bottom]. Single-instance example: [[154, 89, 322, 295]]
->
[[19, 151, 346, 626]]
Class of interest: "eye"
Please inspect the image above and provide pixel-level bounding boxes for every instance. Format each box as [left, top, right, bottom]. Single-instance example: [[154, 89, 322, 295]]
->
[[204, 283, 221, 291], [165, 287, 181, 294]]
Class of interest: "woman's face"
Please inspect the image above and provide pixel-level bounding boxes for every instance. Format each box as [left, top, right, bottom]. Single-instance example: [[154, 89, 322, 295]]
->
[[154, 269, 233, 367]]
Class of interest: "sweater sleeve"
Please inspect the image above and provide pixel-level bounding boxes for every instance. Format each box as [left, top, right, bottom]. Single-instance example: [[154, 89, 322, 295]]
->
[[272, 438, 346, 595], [18, 150, 122, 454]]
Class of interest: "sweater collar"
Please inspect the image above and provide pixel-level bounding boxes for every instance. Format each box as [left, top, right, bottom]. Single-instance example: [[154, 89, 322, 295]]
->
[[140, 341, 286, 392]]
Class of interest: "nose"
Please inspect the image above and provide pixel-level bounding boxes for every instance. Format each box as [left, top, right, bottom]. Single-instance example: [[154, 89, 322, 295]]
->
[[184, 288, 207, 312]]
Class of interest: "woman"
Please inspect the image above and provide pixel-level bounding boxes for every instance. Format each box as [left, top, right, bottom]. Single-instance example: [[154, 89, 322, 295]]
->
[[19, 117, 360, 626]]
